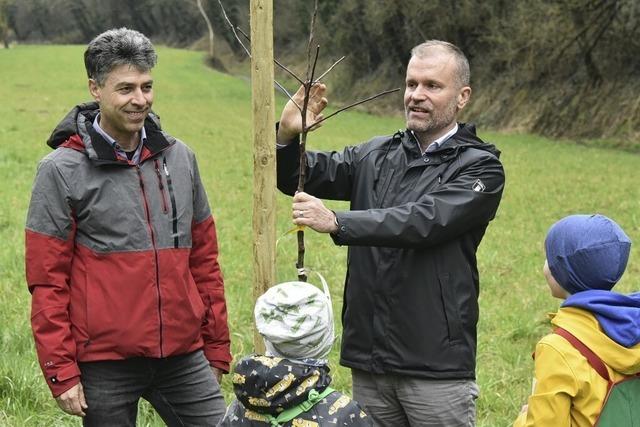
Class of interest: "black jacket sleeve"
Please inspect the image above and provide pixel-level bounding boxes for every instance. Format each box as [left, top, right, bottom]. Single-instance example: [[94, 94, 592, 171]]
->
[[276, 138, 360, 201], [331, 149, 505, 248]]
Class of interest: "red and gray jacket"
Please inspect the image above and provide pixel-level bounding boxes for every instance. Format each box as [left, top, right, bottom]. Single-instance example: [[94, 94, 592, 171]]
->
[[25, 102, 231, 397]]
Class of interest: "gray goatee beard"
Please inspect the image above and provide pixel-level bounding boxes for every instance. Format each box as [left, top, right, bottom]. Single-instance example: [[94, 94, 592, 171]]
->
[[405, 100, 457, 135]]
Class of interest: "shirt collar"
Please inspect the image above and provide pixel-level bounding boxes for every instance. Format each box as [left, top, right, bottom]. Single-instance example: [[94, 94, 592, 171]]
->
[[412, 123, 459, 154], [432, 123, 458, 147], [93, 114, 147, 164]]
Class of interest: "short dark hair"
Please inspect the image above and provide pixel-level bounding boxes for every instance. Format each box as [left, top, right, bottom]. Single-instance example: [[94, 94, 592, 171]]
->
[[84, 28, 157, 86], [410, 40, 470, 88]]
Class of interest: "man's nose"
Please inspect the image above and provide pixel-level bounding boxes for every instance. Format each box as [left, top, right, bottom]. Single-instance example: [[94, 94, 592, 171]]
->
[[130, 88, 147, 105], [411, 85, 428, 101]]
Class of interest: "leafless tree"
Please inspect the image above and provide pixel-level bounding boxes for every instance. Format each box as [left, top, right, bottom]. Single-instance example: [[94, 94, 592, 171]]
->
[[218, 0, 399, 281]]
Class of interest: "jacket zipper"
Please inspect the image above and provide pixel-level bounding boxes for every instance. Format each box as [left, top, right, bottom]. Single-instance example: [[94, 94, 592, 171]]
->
[[137, 166, 164, 357], [163, 157, 179, 248], [154, 159, 169, 214]]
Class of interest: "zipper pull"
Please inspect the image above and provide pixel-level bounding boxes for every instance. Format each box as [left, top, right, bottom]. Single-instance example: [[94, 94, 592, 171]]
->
[[163, 158, 169, 176], [154, 160, 164, 189]]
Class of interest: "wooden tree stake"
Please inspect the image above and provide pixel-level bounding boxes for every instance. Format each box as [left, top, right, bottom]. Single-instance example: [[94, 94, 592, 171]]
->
[[250, 0, 275, 354]]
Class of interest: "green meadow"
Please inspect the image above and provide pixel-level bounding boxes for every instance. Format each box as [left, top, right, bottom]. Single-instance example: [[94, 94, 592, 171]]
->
[[1, 45, 638, 426]]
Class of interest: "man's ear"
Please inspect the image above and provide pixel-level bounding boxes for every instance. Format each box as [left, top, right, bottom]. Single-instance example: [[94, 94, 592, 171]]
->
[[88, 79, 101, 102], [456, 86, 472, 111]]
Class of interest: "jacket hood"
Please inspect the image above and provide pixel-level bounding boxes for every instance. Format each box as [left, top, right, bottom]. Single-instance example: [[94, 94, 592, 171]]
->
[[562, 290, 640, 347], [46, 102, 169, 163], [552, 300, 640, 375], [448, 122, 501, 158], [231, 355, 332, 416], [401, 122, 501, 160], [47, 102, 98, 149]]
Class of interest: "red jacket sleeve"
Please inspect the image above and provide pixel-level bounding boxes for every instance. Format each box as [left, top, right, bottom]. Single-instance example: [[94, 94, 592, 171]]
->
[[25, 158, 81, 397], [190, 216, 232, 372], [189, 155, 231, 371]]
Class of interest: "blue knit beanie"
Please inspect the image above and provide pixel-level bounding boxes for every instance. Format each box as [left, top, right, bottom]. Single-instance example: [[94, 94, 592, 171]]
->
[[545, 214, 631, 294]]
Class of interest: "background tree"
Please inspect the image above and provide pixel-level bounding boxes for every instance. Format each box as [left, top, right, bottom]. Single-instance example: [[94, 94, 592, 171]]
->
[[196, 0, 216, 58], [3, 0, 639, 145], [0, 0, 11, 48]]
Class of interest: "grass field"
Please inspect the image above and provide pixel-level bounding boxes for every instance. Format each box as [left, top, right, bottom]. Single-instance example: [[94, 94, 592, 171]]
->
[[1, 45, 638, 426]]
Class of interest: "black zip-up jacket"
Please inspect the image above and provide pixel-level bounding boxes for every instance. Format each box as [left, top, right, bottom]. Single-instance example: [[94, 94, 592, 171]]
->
[[277, 123, 505, 379]]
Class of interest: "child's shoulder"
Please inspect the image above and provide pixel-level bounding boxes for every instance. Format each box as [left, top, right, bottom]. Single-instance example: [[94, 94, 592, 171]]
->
[[535, 329, 603, 374], [537, 332, 575, 354]]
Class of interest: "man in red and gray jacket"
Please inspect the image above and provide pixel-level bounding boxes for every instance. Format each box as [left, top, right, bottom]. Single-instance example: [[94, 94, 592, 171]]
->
[[25, 27, 231, 426]]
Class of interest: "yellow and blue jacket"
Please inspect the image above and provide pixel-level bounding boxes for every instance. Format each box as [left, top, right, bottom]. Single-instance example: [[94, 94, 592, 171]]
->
[[514, 290, 640, 427]]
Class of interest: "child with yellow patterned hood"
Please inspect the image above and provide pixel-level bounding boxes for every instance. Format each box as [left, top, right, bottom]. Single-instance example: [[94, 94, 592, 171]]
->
[[218, 281, 372, 427]]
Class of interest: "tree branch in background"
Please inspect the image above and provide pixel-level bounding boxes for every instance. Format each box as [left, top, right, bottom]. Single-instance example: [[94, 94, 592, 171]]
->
[[233, 26, 302, 112], [236, 27, 305, 87], [216, 0, 251, 58], [195, 0, 214, 58], [304, 0, 319, 82], [314, 56, 346, 83], [273, 82, 301, 112], [551, 0, 616, 68], [308, 88, 401, 130]]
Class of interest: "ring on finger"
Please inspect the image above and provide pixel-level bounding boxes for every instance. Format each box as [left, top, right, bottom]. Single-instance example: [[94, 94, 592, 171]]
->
[[298, 211, 304, 218]]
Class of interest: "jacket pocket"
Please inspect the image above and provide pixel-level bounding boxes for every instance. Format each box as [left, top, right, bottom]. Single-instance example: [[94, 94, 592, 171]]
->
[[189, 278, 207, 324], [437, 272, 464, 345]]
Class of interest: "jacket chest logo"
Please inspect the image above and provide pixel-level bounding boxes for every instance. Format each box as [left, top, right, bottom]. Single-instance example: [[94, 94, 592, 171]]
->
[[472, 179, 486, 192]]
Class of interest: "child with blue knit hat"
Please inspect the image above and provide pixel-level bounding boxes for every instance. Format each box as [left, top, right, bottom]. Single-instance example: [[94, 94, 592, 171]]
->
[[514, 214, 640, 427]]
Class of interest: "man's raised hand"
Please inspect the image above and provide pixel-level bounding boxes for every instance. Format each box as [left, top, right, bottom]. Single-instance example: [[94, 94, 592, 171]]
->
[[277, 83, 328, 144]]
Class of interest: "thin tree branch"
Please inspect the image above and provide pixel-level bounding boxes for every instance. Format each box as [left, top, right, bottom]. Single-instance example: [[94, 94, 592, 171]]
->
[[305, 0, 319, 81], [306, 88, 401, 130], [216, 0, 251, 58], [275, 61, 305, 86], [217, 2, 301, 112], [551, 1, 615, 64], [274, 81, 302, 113], [236, 27, 305, 86], [309, 45, 320, 85], [235, 26, 249, 39], [298, 80, 312, 191], [314, 56, 346, 83], [296, 0, 320, 282]]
